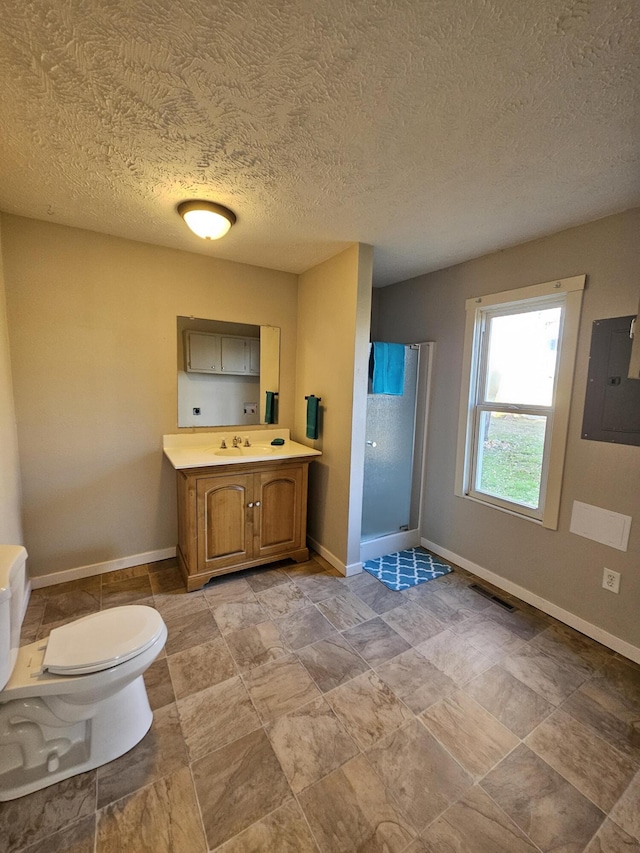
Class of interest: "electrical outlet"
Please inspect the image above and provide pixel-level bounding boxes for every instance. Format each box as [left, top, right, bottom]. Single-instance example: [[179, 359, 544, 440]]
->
[[602, 568, 621, 594]]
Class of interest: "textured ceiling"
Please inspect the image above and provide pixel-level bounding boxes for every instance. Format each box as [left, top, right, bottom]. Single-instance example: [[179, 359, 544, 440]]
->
[[0, 0, 638, 286]]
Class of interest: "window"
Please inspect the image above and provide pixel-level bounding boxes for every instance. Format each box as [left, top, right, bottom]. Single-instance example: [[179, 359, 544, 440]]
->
[[456, 275, 585, 529]]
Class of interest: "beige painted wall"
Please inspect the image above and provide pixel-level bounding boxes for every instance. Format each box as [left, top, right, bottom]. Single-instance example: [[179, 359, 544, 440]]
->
[[295, 244, 372, 572], [1, 215, 298, 577], [0, 220, 24, 545], [376, 209, 640, 647]]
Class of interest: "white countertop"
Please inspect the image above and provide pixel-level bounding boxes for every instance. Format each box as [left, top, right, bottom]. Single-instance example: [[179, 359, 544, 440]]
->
[[163, 428, 322, 470]]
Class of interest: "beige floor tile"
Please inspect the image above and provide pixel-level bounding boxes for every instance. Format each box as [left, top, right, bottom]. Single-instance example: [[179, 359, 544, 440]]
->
[[531, 624, 613, 676], [143, 656, 175, 710], [210, 599, 268, 634], [101, 564, 149, 585], [526, 709, 638, 812], [276, 603, 337, 650], [342, 616, 411, 666], [283, 558, 327, 579], [562, 673, 640, 764], [243, 653, 321, 723], [178, 675, 261, 761], [244, 566, 290, 592], [96, 766, 206, 853], [349, 580, 402, 615], [415, 785, 540, 852], [148, 566, 184, 595], [167, 636, 237, 699], [298, 753, 416, 852], [192, 729, 292, 850], [421, 690, 519, 779], [609, 770, 640, 841], [298, 634, 370, 692], [96, 703, 188, 809], [152, 588, 208, 622], [293, 572, 347, 602], [215, 800, 319, 853], [481, 743, 605, 852], [503, 643, 590, 706], [366, 718, 473, 831], [20, 815, 96, 853], [163, 608, 220, 656], [100, 575, 154, 609], [382, 602, 445, 645], [429, 582, 493, 615], [316, 592, 377, 630], [416, 628, 494, 686], [326, 670, 413, 750], [203, 576, 256, 606], [267, 696, 359, 792], [225, 618, 289, 671], [406, 583, 473, 627], [451, 614, 525, 661], [584, 818, 640, 852], [376, 647, 456, 713], [41, 588, 101, 625], [484, 602, 548, 641], [0, 771, 96, 853], [256, 581, 308, 618], [464, 664, 554, 737]]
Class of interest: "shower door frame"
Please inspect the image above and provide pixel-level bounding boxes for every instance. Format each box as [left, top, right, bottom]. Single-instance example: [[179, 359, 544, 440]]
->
[[360, 342, 435, 564]]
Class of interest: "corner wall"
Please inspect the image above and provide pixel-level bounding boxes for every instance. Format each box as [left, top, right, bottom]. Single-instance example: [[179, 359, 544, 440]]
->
[[0, 218, 23, 545], [295, 244, 373, 573], [1, 215, 298, 578], [376, 209, 640, 650]]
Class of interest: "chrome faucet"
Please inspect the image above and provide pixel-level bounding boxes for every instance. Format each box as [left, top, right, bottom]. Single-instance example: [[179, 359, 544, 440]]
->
[[232, 435, 242, 447]]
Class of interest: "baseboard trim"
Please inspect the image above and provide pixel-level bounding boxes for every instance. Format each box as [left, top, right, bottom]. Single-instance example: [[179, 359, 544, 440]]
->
[[30, 547, 178, 589], [421, 537, 640, 666], [306, 537, 360, 577]]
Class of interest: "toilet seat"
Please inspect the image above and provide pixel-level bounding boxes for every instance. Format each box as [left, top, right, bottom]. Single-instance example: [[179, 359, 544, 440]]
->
[[42, 605, 164, 675]]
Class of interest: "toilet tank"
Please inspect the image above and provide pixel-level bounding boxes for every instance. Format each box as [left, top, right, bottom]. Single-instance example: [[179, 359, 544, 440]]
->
[[0, 545, 29, 691]]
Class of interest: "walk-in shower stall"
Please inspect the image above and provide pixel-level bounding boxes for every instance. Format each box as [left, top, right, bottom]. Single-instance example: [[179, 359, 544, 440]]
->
[[360, 342, 434, 563]]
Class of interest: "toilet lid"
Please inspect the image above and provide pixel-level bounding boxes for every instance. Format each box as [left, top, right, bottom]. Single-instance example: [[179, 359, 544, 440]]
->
[[42, 605, 165, 675]]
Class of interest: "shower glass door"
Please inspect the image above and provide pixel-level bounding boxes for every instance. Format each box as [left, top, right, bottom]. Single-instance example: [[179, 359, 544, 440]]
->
[[361, 346, 418, 541]]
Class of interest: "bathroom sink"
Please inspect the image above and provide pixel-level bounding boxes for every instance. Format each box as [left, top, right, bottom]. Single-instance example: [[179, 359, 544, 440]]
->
[[163, 431, 322, 469]]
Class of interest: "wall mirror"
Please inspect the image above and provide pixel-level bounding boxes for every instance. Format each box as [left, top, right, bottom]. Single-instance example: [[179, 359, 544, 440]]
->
[[177, 316, 280, 427]]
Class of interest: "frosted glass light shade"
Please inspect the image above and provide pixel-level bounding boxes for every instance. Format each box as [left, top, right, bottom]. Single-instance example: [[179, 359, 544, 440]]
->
[[177, 201, 236, 240]]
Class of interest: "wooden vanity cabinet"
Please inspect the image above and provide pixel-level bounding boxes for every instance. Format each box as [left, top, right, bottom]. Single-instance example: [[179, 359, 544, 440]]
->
[[176, 458, 311, 590]]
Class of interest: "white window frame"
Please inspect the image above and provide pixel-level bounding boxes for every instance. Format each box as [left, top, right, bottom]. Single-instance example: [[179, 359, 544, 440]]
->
[[455, 275, 585, 529]]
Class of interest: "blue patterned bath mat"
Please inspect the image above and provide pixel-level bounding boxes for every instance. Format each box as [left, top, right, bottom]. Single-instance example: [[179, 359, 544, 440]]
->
[[363, 547, 452, 591]]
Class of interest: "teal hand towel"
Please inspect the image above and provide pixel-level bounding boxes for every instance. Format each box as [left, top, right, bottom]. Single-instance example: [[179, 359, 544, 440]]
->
[[306, 396, 319, 440], [372, 342, 405, 395], [265, 391, 275, 424]]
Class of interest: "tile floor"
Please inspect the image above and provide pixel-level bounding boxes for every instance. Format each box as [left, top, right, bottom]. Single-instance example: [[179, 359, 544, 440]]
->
[[1, 554, 639, 852]]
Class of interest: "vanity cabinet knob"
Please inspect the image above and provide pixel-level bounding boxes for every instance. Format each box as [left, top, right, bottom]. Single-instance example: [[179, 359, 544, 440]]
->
[[247, 502, 254, 508], [255, 501, 261, 507]]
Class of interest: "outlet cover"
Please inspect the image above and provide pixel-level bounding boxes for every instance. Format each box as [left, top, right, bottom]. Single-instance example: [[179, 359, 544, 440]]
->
[[602, 568, 621, 594]]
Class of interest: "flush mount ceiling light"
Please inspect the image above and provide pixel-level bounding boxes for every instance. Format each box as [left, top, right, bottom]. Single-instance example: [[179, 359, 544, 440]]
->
[[177, 200, 237, 240]]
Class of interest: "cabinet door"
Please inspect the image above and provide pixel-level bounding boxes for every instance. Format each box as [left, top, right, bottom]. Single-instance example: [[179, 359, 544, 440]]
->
[[220, 336, 247, 373], [197, 474, 253, 570], [253, 466, 305, 558], [186, 331, 220, 372]]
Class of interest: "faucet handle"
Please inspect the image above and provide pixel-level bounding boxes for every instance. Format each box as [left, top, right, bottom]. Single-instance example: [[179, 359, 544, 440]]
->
[[244, 437, 251, 447], [220, 438, 227, 449]]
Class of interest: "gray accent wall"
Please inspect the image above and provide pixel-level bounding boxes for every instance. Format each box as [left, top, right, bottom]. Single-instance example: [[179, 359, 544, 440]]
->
[[375, 209, 640, 648]]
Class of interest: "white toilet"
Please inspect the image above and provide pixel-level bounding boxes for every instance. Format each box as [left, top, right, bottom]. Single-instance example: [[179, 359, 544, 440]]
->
[[0, 545, 167, 801]]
